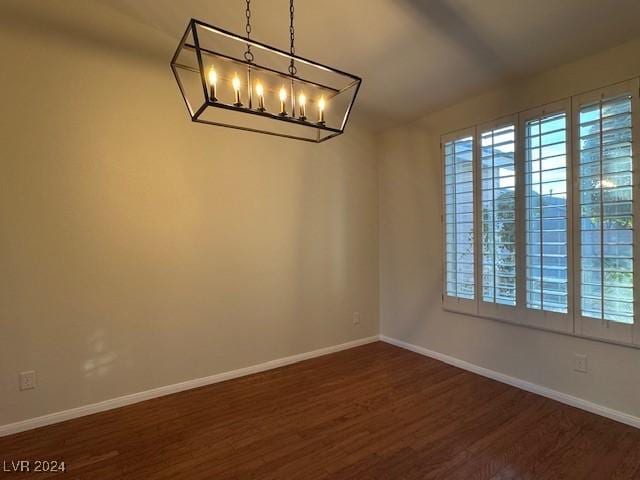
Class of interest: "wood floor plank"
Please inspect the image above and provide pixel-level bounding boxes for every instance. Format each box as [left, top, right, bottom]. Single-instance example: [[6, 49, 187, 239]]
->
[[0, 342, 638, 479]]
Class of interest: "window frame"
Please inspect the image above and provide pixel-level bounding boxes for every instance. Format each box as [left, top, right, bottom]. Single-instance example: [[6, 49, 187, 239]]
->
[[440, 78, 640, 349], [572, 79, 640, 346], [518, 100, 573, 333], [441, 127, 478, 315]]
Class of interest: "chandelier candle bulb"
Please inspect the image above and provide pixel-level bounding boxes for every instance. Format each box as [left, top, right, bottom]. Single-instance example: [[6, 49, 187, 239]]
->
[[232, 74, 242, 106], [279, 87, 288, 116], [318, 96, 326, 124], [298, 93, 307, 120], [255, 82, 265, 111], [208, 66, 218, 101]]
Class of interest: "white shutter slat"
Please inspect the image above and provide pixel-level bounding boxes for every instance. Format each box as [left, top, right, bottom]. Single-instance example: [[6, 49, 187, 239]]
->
[[444, 135, 475, 301], [480, 124, 517, 306], [578, 95, 634, 324], [525, 112, 569, 314]]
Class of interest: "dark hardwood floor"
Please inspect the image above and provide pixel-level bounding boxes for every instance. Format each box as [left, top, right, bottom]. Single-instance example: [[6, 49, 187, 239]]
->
[[2, 341, 639, 479]]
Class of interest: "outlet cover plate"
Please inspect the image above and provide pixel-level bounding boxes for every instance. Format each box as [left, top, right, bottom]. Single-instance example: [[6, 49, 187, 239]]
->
[[574, 354, 588, 373], [19, 370, 36, 391]]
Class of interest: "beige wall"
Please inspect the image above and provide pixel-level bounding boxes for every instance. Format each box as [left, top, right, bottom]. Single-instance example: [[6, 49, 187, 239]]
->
[[379, 38, 640, 418], [0, 1, 379, 425]]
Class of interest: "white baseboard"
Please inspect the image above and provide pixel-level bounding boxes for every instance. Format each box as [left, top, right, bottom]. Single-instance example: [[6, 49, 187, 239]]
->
[[0, 335, 379, 437], [381, 335, 640, 430], [6, 334, 636, 437]]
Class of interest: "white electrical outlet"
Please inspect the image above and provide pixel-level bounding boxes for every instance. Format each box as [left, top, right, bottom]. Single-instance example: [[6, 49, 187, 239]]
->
[[574, 354, 588, 373], [19, 370, 37, 391], [352, 312, 361, 326]]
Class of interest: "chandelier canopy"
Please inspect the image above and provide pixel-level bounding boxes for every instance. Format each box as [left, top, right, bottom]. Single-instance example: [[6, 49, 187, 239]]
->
[[170, 1, 362, 143]]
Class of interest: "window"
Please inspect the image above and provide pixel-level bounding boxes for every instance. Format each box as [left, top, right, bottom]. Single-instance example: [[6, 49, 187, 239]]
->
[[441, 79, 640, 347], [480, 123, 516, 307], [525, 112, 569, 314], [578, 94, 634, 324], [443, 132, 475, 308]]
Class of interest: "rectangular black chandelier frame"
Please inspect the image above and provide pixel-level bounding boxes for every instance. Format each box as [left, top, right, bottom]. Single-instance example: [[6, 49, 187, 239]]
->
[[171, 19, 362, 143]]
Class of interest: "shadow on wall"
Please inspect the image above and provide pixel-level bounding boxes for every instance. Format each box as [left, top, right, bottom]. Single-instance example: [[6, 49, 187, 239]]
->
[[396, 0, 505, 74], [287, 140, 355, 350], [0, 0, 169, 67], [381, 129, 439, 343]]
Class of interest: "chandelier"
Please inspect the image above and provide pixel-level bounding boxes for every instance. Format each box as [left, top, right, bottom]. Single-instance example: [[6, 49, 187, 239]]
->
[[170, 0, 362, 143]]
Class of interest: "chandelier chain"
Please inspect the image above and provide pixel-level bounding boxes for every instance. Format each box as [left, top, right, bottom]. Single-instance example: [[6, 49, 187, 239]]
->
[[288, 0, 297, 76], [244, 0, 254, 62]]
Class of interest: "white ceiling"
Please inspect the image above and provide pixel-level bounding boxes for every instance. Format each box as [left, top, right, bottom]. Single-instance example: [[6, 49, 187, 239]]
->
[[98, 0, 640, 128]]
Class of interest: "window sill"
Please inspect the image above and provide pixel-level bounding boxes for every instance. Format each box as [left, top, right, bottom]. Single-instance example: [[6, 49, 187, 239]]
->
[[442, 304, 639, 350]]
